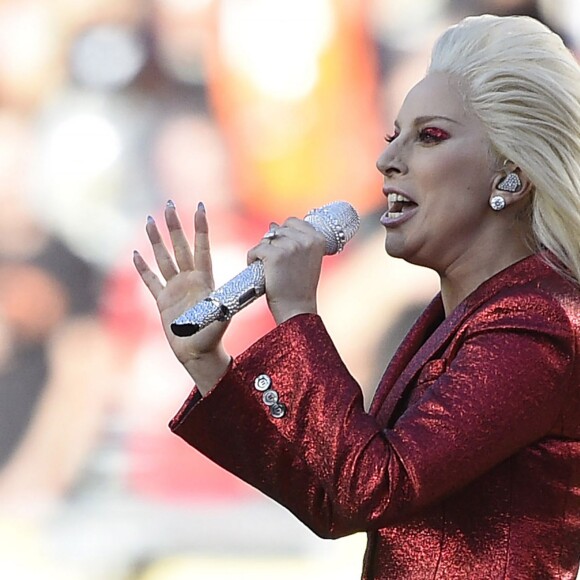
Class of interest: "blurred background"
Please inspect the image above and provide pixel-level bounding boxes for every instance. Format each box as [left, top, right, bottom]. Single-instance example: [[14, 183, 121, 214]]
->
[[0, 0, 577, 578]]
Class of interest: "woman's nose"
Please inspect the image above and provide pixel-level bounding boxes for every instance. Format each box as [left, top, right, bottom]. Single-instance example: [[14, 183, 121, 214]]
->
[[376, 146, 406, 177]]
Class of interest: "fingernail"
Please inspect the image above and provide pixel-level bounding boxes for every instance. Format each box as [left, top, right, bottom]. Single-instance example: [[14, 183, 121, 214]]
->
[[197, 201, 205, 212], [147, 215, 155, 225], [166, 199, 175, 209]]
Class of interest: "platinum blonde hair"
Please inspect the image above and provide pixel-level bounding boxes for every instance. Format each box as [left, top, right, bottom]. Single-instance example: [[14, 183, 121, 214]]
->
[[428, 15, 580, 284]]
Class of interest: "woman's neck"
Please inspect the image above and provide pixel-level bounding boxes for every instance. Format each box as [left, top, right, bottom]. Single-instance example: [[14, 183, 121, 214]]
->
[[439, 245, 533, 316]]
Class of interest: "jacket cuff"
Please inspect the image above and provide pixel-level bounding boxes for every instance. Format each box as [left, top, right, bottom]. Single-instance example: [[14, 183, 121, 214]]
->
[[168, 313, 321, 431]]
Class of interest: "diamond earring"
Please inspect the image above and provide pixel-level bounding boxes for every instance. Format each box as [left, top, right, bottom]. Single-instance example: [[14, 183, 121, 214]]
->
[[497, 172, 522, 193], [489, 195, 506, 211]]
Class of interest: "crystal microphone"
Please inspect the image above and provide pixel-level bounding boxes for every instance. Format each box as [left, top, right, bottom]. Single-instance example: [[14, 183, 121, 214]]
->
[[170, 201, 360, 336]]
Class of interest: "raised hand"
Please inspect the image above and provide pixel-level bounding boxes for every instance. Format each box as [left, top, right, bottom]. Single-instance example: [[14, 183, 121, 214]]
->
[[133, 201, 231, 394]]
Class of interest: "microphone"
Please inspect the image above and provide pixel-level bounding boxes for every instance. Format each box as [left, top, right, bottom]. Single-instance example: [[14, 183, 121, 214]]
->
[[170, 201, 360, 337]]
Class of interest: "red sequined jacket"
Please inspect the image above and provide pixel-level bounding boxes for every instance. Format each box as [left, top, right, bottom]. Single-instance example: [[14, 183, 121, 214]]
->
[[170, 254, 580, 579]]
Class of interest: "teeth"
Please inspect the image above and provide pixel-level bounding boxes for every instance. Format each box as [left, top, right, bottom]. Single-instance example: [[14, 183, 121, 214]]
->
[[387, 192, 411, 203], [387, 212, 403, 218]]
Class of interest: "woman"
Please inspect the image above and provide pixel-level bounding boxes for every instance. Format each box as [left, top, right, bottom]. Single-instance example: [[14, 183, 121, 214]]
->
[[134, 15, 580, 579]]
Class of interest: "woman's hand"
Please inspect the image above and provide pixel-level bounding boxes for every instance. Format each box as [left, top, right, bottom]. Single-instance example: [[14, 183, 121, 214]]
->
[[248, 217, 327, 325], [133, 201, 231, 394]]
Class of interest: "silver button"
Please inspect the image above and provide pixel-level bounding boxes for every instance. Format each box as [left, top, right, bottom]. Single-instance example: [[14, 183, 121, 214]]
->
[[270, 403, 287, 419], [254, 374, 272, 391], [262, 389, 279, 406]]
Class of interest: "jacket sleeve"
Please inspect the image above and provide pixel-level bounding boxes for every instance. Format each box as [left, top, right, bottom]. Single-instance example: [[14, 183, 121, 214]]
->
[[169, 303, 576, 538]]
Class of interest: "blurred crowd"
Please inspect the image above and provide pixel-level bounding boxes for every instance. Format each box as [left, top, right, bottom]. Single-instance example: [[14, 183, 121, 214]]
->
[[0, 0, 577, 578]]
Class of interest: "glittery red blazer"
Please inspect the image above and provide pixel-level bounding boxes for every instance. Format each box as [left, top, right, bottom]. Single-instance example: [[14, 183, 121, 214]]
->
[[170, 254, 580, 579]]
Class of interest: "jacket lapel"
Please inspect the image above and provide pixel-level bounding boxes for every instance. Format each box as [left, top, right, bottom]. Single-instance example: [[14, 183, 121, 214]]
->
[[369, 295, 445, 417], [369, 254, 549, 422]]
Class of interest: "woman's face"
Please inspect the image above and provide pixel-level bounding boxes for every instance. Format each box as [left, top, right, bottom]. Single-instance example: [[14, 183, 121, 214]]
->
[[376, 73, 500, 273]]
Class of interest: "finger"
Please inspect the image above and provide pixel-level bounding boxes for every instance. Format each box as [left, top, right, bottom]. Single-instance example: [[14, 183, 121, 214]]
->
[[193, 202, 213, 278], [247, 233, 295, 265], [281, 218, 327, 250], [146, 215, 179, 280], [165, 201, 195, 271], [248, 221, 281, 264], [264, 224, 312, 246], [247, 243, 263, 265], [133, 250, 164, 299], [282, 217, 319, 235]]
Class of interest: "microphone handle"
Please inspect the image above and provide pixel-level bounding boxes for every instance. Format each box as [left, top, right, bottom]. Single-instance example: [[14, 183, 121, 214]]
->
[[171, 260, 265, 337], [170, 200, 360, 337]]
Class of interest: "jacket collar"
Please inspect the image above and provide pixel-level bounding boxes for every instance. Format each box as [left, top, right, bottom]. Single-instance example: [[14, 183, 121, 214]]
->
[[369, 253, 552, 418]]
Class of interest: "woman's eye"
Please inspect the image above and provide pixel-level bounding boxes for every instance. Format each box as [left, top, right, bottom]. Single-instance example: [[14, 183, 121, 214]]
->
[[419, 127, 450, 143], [384, 130, 400, 143]]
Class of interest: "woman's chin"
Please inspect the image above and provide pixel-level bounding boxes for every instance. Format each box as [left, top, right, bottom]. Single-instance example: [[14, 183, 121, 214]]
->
[[384, 237, 407, 260], [384, 239, 429, 269]]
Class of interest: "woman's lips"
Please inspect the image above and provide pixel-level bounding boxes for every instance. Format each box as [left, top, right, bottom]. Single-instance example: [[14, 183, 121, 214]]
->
[[380, 205, 418, 227]]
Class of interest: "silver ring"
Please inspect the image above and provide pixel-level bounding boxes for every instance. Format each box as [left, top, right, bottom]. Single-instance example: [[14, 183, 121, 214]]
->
[[262, 230, 278, 242]]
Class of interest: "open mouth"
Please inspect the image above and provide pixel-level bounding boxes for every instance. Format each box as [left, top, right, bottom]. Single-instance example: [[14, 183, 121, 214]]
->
[[386, 192, 417, 218]]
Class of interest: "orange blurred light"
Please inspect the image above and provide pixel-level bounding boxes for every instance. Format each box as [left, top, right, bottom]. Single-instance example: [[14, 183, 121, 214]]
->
[[206, 0, 381, 220]]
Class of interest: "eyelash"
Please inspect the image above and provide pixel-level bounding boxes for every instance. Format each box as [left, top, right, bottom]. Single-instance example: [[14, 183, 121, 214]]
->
[[384, 127, 451, 144]]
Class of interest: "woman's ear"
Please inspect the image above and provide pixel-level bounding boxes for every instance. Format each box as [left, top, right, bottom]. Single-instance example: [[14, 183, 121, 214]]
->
[[491, 166, 533, 209]]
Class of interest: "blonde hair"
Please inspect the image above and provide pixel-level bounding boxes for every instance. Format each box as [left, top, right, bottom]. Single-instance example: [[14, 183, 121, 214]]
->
[[428, 15, 580, 284]]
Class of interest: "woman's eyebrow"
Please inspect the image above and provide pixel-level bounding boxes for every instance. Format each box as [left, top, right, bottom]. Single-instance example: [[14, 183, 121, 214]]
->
[[394, 115, 463, 128]]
